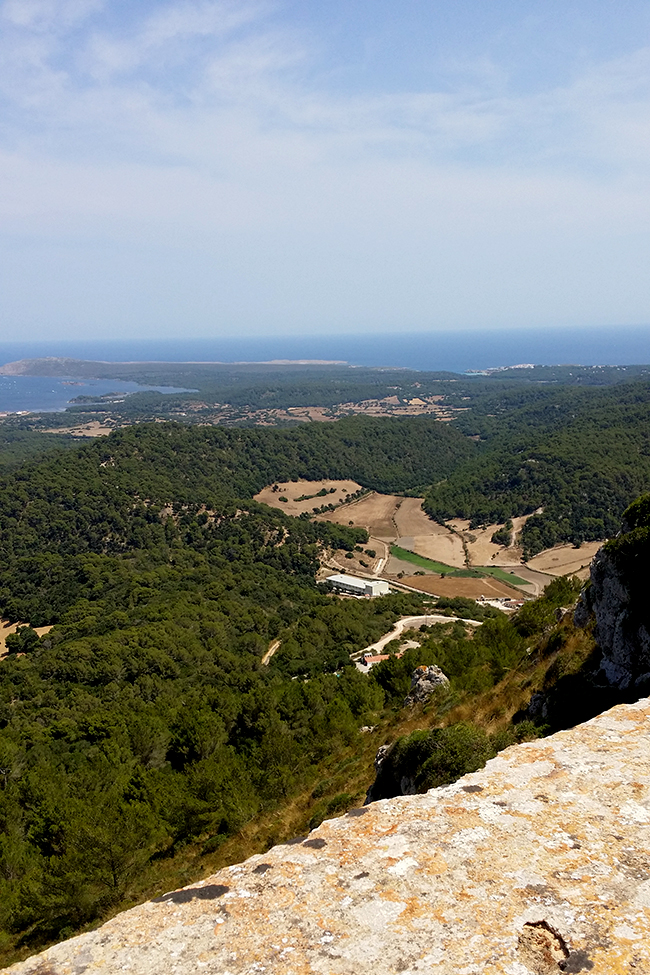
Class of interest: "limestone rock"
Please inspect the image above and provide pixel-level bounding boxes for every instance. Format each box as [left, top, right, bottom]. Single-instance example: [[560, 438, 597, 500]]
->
[[9, 697, 650, 975], [373, 742, 391, 773], [576, 545, 650, 691], [403, 663, 449, 706]]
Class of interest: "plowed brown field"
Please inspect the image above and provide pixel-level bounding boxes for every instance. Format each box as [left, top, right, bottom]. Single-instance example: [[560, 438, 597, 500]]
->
[[526, 541, 602, 578], [317, 492, 401, 537], [399, 575, 521, 599]]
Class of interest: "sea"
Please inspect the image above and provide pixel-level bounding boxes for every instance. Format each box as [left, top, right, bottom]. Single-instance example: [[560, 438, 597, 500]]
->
[[0, 324, 649, 414]]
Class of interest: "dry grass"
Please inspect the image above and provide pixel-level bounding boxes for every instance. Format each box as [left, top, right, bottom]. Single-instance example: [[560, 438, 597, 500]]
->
[[439, 623, 596, 733], [393, 498, 439, 536], [0, 620, 52, 657], [526, 542, 602, 578], [255, 479, 362, 517], [42, 420, 114, 437], [402, 532, 466, 567], [317, 492, 401, 537]]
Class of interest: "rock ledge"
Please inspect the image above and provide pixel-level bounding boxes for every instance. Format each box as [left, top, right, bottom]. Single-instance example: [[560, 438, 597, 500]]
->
[[9, 698, 650, 974]]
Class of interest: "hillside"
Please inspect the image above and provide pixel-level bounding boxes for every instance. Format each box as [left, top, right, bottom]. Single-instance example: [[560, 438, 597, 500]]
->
[[9, 697, 650, 974], [0, 419, 649, 966], [5, 365, 650, 559]]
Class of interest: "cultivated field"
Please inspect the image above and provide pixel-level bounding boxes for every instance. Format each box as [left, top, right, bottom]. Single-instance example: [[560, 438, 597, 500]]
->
[[317, 491, 401, 537], [399, 575, 521, 599], [257, 482, 602, 596], [43, 420, 115, 437], [526, 541, 602, 579], [391, 496, 433, 536], [394, 497, 467, 567]]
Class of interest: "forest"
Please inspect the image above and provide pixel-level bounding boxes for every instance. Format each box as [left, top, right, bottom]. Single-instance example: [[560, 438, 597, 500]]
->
[[424, 380, 650, 554], [0, 417, 517, 961], [1, 387, 649, 963]]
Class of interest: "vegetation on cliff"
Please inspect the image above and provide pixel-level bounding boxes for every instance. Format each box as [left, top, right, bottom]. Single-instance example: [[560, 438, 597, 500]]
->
[[366, 576, 584, 802]]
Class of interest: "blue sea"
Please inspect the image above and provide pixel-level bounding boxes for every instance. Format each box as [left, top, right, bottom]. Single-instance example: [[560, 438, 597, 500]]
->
[[0, 377, 191, 416], [0, 325, 649, 414]]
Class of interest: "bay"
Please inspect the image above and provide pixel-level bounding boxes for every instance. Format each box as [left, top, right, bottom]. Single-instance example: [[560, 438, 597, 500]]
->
[[2, 325, 650, 374], [1, 324, 649, 413], [0, 376, 191, 416]]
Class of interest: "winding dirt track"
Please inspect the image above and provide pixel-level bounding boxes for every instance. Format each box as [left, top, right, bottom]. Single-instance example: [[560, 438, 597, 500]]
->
[[352, 614, 482, 660]]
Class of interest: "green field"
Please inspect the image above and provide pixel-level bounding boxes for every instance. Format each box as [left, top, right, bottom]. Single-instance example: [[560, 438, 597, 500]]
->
[[390, 546, 528, 587], [390, 545, 482, 578], [480, 566, 528, 587]]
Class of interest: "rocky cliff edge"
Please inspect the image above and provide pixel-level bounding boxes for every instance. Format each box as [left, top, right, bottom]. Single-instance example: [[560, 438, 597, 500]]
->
[[575, 493, 650, 694], [8, 697, 650, 975]]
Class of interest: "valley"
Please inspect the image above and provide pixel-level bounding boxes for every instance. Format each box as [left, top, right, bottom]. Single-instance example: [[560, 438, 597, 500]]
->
[[256, 480, 599, 598]]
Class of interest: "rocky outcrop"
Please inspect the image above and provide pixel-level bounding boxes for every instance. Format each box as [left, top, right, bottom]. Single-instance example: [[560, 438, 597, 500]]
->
[[576, 547, 650, 689], [575, 495, 650, 694], [403, 663, 449, 706], [10, 697, 650, 975]]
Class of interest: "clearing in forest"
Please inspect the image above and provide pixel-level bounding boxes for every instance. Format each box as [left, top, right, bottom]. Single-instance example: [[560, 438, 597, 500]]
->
[[389, 546, 528, 586], [317, 491, 402, 537], [0, 620, 52, 657], [257, 482, 602, 595], [254, 479, 363, 516]]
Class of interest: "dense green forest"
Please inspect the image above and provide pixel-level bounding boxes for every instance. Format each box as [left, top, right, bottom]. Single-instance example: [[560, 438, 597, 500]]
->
[[1, 387, 648, 963], [425, 381, 650, 555], [0, 415, 521, 962], [0, 428, 76, 472], [0, 417, 472, 625]]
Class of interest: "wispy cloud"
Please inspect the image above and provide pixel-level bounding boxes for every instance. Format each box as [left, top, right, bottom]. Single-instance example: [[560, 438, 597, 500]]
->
[[3, 0, 650, 170], [1, 1, 650, 336], [2, 0, 103, 31]]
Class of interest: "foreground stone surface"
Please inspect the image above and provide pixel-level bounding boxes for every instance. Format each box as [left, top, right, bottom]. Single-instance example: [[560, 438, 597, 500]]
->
[[10, 700, 650, 975]]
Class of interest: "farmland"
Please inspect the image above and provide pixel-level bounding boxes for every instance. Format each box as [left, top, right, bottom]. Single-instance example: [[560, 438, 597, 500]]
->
[[257, 481, 567, 597], [399, 574, 522, 599]]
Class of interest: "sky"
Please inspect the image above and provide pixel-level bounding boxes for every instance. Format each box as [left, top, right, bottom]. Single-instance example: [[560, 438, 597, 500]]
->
[[1, 0, 650, 341]]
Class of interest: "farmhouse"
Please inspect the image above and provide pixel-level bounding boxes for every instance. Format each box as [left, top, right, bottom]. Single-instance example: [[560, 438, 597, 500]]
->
[[326, 573, 390, 597], [358, 649, 405, 671]]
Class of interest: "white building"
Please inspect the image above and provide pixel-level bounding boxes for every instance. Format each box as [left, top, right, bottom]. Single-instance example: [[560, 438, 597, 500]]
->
[[327, 573, 390, 597]]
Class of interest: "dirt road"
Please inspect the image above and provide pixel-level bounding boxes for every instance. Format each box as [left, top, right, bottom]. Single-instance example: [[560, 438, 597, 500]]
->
[[352, 614, 482, 660], [261, 640, 281, 666]]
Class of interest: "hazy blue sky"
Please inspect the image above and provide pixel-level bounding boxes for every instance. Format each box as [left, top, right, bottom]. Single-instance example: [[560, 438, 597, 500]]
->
[[2, 0, 650, 340]]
